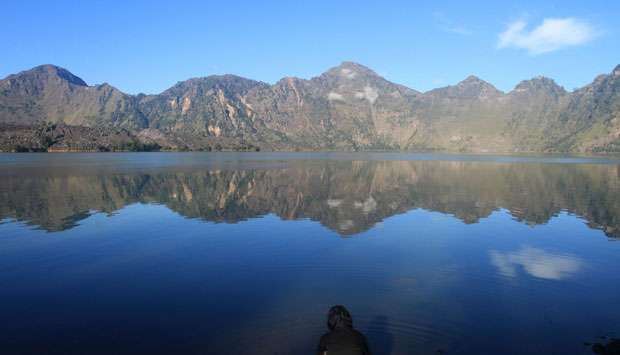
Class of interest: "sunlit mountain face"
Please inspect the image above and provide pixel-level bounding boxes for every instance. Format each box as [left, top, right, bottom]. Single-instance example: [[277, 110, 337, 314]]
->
[[1, 153, 619, 238]]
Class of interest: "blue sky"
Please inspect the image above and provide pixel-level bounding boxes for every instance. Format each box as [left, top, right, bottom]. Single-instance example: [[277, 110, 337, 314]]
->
[[1, 0, 618, 94]]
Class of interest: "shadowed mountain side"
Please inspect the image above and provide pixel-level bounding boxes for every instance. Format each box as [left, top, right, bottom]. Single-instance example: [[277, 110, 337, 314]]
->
[[1, 161, 619, 237]]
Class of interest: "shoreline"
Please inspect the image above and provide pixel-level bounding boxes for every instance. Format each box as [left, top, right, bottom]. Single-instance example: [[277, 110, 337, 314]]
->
[[2, 150, 620, 162]]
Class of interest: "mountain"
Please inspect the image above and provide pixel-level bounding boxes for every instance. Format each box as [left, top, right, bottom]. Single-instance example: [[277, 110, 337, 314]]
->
[[1, 62, 619, 153], [553, 65, 620, 152], [0, 65, 146, 130], [241, 61, 421, 150]]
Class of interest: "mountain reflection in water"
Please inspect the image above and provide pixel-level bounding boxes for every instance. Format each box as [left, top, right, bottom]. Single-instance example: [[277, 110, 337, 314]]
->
[[1, 158, 619, 238]]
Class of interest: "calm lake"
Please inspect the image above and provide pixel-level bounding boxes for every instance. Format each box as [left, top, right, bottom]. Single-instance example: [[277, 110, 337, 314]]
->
[[1, 152, 619, 354]]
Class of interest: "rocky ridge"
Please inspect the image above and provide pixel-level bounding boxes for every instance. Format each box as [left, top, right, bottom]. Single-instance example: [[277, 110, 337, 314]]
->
[[1, 62, 619, 153]]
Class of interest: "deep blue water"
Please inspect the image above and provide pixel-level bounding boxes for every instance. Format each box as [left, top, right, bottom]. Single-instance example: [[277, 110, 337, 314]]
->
[[1, 153, 619, 354]]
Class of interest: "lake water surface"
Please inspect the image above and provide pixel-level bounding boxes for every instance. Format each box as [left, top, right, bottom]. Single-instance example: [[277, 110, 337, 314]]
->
[[1, 152, 620, 354]]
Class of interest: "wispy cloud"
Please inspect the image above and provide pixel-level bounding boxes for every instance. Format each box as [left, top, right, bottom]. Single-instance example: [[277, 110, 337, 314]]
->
[[490, 246, 583, 280], [498, 17, 598, 55], [433, 11, 473, 35]]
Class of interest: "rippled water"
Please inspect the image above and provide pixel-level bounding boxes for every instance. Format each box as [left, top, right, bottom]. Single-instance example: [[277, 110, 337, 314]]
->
[[1, 152, 619, 354]]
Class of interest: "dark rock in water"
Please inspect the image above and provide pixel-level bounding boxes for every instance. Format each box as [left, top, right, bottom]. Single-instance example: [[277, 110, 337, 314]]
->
[[591, 338, 620, 354]]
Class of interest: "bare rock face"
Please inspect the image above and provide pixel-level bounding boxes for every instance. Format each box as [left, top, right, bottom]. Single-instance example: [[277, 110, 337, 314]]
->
[[1, 62, 620, 152], [138, 74, 267, 135]]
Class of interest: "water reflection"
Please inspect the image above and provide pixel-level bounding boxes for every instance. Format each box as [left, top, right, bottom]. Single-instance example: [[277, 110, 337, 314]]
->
[[490, 247, 583, 280], [0, 159, 619, 238], [1, 155, 620, 355]]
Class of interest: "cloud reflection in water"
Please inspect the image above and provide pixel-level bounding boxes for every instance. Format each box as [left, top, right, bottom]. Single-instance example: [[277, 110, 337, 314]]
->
[[490, 246, 583, 280]]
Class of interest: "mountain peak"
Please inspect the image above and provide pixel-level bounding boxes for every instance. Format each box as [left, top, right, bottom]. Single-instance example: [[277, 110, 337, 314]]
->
[[512, 76, 566, 96], [613, 64, 620, 77], [34, 64, 63, 71], [429, 75, 501, 99], [457, 75, 499, 89], [338, 61, 372, 70], [28, 64, 88, 86], [461, 75, 484, 83], [0, 64, 89, 98], [324, 61, 381, 80], [163, 74, 265, 97]]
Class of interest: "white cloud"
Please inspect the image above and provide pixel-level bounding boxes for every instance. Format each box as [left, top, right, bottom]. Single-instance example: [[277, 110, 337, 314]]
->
[[339, 219, 354, 230], [353, 196, 377, 214], [327, 199, 343, 208], [433, 11, 472, 35], [498, 17, 597, 55], [327, 91, 345, 101], [340, 68, 357, 79], [354, 86, 379, 104], [489, 246, 583, 280]]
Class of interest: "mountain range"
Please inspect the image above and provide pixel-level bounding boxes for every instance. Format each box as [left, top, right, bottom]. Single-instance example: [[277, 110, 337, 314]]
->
[[1, 62, 620, 152]]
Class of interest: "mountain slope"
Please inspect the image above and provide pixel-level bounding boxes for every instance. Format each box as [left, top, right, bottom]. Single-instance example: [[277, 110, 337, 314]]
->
[[243, 62, 421, 149], [553, 66, 620, 152], [0, 65, 147, 130]]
